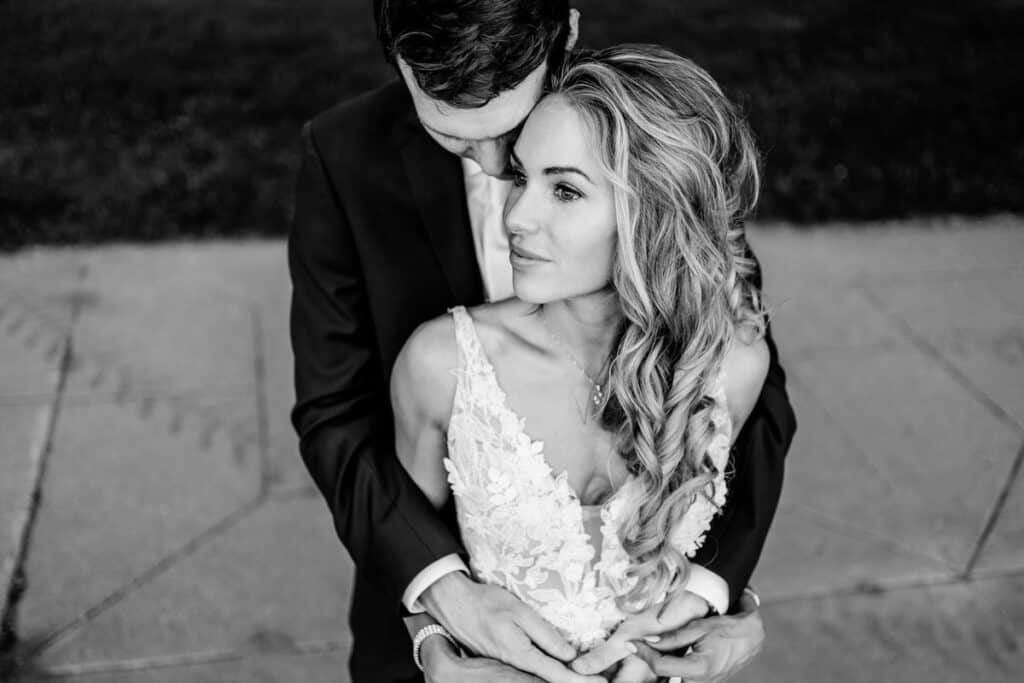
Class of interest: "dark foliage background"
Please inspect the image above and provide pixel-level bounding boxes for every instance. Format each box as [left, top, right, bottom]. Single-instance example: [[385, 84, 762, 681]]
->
[[2, 0, 1022, 250]]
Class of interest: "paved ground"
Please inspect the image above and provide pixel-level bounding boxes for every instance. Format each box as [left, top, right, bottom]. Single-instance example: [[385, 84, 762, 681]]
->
[[1, 216, 1022, 681]]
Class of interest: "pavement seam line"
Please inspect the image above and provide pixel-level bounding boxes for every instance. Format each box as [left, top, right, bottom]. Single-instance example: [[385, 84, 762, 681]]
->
[[785, 338, 906, 362], [0, 286, 264, 470], [963, 439, 1024, 577], [779, 499, 958, 574], [783, 368, 959, 570], [868, 262, 1024, 288], [857, 283, 1024, 437], [762, 565, 1024, 606], [1, 334, 71, 651], [251, 306, 272, 496], [33, 639, 350, 677], [857, 283, 1024, 577], [0, 384, 259, 409], [20, 496, 267, 660]]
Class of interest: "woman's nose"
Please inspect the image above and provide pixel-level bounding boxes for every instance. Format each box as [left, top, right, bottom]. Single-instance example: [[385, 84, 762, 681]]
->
[[503, 184, 537, 236]]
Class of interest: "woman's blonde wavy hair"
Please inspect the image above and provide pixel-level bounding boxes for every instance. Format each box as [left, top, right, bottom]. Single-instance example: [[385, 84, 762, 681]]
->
[[549, 45, 767, 609]]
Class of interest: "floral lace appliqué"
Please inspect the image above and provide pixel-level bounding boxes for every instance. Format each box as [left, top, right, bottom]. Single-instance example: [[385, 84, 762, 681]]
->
[[444, 306, 732, 652]]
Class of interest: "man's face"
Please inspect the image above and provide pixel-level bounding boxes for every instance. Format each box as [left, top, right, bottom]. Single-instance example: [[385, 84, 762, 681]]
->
[[398, 58, 548, 178]]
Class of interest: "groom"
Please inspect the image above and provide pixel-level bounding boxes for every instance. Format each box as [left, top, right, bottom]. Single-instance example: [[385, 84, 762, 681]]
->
[[289, 1, 796, 681]]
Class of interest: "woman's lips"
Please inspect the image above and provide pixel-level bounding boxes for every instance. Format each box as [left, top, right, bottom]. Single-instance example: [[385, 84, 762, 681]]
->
[[509, 244, 549, 263]]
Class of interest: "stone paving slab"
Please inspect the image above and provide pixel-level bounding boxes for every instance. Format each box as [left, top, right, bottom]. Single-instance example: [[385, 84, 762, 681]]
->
[[796, 344, 1019, 569], [775, 379, 912, 546], [754, 384, 957, 599], [0, 303, 66, 650], [0, 406, 46, 540], [33, 497, 350, 671], [735, 574, 1024, 683], [0, 240, 301, 495], [16, 398, 259, 643], [1, 405, 49, 631], [0, 242, 287, 405], [259, 311, 305, 493], [748, 216, 1024, 289], [262, 433, 312, 495], [755, 502, 954, 600], [871, 270, 1024, 431], [14, 650, 350, 683], [64, 292, 258, 398], [973, 446, 1024, 574], [0, 241, 287, 315], [0, 300, 64, 401], [768, 284, 905, 360]]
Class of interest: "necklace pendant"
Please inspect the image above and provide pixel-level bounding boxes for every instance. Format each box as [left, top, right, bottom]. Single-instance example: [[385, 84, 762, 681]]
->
[[592, 385, 604, 406]]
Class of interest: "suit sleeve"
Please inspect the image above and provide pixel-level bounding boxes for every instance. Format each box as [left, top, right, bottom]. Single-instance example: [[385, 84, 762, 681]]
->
[[288, 121, 463, 605], [690, 247, 797, 610]]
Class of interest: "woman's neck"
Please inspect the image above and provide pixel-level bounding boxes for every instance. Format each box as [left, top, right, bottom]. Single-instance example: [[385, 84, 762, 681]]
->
[[538, 290, 620, 371]]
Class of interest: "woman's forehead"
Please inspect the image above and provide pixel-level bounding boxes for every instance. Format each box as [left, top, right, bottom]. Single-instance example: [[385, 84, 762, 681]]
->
[[516, 96, 595, 165]]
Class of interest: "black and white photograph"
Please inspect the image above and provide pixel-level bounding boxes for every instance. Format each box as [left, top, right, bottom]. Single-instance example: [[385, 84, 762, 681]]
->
[[1, 1, 1021, 681]]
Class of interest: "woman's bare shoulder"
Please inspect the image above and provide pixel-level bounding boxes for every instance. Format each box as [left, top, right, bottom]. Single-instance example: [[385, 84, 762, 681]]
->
[[720, 328, 770, 432], [391, 313, 459, 426]]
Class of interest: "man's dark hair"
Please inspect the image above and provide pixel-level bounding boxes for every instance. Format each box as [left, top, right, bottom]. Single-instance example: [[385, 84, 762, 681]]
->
[[374, 0, 571, 108]]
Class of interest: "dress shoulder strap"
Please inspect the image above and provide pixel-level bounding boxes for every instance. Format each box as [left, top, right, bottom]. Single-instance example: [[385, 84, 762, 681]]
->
[[448, 305, 489, 379]]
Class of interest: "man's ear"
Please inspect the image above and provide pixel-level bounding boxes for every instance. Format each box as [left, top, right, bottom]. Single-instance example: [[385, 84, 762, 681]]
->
[[566, 9, 581, 51]]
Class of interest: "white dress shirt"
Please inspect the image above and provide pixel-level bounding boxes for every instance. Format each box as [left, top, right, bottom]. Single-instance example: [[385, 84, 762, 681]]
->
[[401, 159, 730, 617], [462, 158, 514, 302]]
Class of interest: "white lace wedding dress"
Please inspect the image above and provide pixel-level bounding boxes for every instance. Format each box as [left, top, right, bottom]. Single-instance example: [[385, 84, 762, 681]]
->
[[444, 307, 733, 652]]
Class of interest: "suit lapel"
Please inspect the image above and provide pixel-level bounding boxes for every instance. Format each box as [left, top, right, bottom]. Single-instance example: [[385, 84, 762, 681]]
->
[[398, 121, 484, 306]]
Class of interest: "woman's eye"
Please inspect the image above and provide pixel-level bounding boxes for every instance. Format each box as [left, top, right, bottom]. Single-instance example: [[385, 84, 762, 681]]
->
[[511, 169, 527, 187], [554, 183, 581, 202]]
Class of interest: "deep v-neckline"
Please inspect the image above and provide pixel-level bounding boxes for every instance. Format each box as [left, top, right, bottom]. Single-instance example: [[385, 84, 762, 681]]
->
[[454, 307, 630, 513], [444, 306, 733, 652]]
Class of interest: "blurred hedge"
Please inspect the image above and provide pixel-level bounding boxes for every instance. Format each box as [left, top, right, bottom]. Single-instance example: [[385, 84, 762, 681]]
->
[[2, 0, 1022, 249]]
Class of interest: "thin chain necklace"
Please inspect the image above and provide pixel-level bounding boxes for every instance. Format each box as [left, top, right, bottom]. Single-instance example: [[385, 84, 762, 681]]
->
[[538, 306, 607, 409]]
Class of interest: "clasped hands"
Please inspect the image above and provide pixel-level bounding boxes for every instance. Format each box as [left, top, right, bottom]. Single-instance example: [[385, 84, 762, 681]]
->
[[419, 572, 762, 682]]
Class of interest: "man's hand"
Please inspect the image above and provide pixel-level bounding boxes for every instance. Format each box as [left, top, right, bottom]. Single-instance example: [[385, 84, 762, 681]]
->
[[420, 572, 604, 683], [420, 636, 545, 682], [609, 655, 658, 683], [571, 590, 711, 675], [632, 592, 765, 683]]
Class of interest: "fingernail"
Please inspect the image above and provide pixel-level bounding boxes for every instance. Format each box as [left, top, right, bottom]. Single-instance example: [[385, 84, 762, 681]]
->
[[643, 635, 661, 643], [625, 642, 638, 654]]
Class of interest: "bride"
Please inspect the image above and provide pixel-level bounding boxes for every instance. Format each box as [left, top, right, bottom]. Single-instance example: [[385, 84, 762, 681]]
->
[[391, 44, 769, 681]]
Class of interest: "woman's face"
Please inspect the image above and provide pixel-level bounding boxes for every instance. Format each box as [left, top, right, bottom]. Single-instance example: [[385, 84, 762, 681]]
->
[[504, 94, 618, 304]]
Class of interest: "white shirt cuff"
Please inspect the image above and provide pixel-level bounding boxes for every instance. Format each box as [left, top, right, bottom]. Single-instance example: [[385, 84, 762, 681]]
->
[[683, 565, 730, 616], [402, 554, 470, 614]]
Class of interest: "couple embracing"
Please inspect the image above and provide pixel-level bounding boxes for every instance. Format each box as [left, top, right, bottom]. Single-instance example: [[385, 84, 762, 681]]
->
[[289, 1, 796, 681]]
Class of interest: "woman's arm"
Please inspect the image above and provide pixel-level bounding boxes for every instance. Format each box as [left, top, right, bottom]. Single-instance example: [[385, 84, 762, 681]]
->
[[390, 315, 460, 510], [721, 332, 771, 444]]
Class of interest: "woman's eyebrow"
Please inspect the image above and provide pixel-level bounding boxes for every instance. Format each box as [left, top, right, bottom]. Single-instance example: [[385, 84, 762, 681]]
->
[[543, 166, 592, 183], [509, 150, 592, 183]]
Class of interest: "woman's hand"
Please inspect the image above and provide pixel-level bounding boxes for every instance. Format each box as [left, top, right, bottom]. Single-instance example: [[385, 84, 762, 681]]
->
[[609, 654, 659, 683], [571, 591, 711, 676], [631, 590, 765, 683]]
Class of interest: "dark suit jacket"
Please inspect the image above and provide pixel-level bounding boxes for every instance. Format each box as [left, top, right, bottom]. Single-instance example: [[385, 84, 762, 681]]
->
[[289, 79, 797, 683]]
